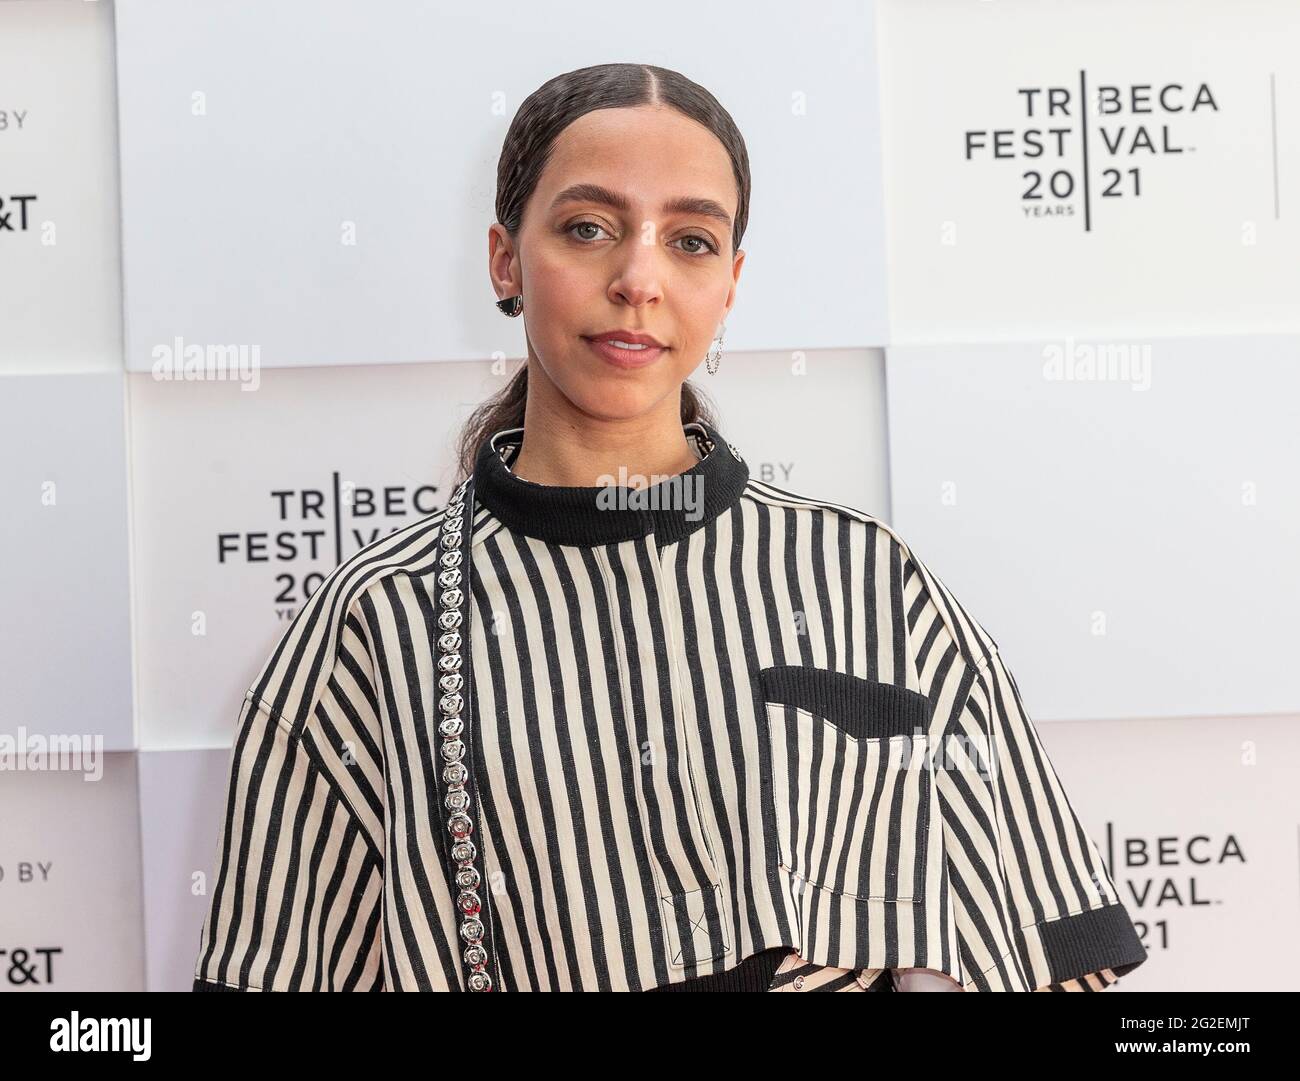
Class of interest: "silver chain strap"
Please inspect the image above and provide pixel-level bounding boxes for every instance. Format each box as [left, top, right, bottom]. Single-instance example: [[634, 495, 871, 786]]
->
[[434, 476, 494, 991]]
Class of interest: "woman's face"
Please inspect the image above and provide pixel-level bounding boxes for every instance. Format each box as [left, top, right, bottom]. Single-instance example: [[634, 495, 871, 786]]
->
[[492, 104, 744, 423]]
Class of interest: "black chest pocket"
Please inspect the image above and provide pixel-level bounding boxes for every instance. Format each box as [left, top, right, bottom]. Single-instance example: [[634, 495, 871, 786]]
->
[[755, 664, 937, 904]]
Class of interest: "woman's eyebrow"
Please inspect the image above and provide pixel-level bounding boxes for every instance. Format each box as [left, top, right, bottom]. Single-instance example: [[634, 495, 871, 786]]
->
[[550, 182, 732, 229]]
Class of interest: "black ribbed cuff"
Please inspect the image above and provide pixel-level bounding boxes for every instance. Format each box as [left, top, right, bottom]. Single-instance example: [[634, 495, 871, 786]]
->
[[1038, 902, 1148, 982]]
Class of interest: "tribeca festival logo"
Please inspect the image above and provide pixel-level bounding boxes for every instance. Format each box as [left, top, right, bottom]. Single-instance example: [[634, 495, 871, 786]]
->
[[151, 335, 262, 391], [595, 467, 704, 520], [1106, 822, 1245, 958], [217, 475, 440, 618], [964, 74, 1220, 229]]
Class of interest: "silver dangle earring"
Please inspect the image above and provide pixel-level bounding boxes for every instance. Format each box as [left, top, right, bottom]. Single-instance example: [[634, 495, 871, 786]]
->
[[496, 295, 523, 317], [705, 323, 725, 374]]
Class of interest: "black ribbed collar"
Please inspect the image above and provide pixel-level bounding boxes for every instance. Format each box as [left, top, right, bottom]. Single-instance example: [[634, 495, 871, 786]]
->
[[472, 421, 750, 546]]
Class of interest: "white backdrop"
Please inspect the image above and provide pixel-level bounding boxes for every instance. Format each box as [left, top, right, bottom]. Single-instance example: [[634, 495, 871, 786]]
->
[[877, 0, 1300, 341], [887, 334, 1300, 721], [1, 0, 1296, 992], [0, 0, 122, 374], [114, 0, 890, 369]]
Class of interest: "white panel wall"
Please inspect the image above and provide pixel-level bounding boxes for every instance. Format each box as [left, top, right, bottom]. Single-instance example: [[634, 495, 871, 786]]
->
[[115, 0, 889, 372], [1, 0, 1293, 993], [138, 747, 231, 992], [0, 0, 122, 374], [129, 357, 500, 748], [0, 373, 133, 747], [885, 335, 1300, 721], [0, 754, 145, 991], [877, 0, 1300, 342], [700, 347, 890, 519], [1038, 713, 1300, 992]]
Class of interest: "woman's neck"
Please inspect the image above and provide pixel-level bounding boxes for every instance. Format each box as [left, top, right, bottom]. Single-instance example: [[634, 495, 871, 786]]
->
[[507, 395, 700, 491]]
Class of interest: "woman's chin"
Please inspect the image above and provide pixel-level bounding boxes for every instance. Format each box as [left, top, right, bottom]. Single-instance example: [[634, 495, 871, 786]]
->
[[563, 382, 669, 423]]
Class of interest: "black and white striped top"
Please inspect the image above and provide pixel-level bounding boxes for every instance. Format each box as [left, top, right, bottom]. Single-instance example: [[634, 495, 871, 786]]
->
[[193, 421, 1148, 992]]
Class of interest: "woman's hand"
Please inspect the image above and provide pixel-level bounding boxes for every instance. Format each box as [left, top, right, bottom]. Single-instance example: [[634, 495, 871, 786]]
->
[[893, 967, 964, 991]]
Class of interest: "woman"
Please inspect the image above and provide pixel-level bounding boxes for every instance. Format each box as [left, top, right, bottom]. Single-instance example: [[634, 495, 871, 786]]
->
[[193, 63, 1147, 992]]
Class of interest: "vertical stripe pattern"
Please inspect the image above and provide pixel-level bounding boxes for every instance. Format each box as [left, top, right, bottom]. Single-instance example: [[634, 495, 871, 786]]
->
[[193, 467, 1146, 992]]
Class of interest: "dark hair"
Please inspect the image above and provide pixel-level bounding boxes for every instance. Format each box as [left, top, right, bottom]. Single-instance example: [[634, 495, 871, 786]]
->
[[454, 62, 751, 481]]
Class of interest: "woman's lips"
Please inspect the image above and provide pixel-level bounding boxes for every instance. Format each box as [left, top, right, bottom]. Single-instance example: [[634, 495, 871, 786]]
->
[[583, 337, 667, 369]]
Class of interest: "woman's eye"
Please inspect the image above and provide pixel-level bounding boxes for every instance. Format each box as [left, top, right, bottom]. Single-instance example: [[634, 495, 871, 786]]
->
[[675, 234, 719, 256], [567, 220, 717, 256], [568, 220, 611, 242]]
